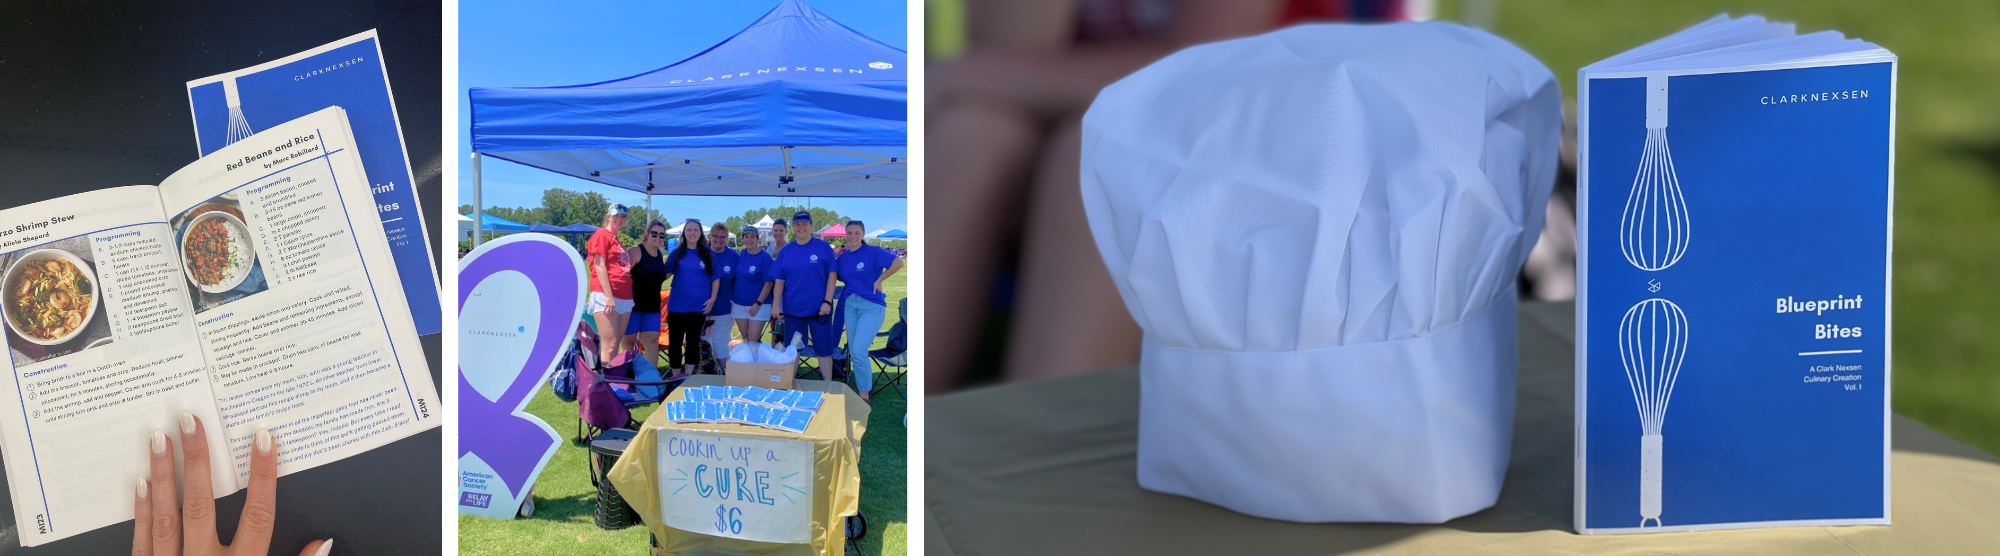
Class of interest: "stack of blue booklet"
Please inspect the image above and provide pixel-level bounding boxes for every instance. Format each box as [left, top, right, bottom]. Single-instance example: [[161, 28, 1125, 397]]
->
[[1576, 15, 1894, 534], [665, 385, 825, 434]]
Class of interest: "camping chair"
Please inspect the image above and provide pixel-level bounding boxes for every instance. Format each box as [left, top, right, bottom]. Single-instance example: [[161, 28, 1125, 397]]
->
[[867, 298, 908, 399], [573, 323, 685, 444]]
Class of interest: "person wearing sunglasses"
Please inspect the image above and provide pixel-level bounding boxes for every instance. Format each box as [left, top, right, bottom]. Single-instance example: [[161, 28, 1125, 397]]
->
[[624, 220, 672, 366]]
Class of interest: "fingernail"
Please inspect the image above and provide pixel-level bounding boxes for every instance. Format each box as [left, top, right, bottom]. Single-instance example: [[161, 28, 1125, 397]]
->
[[315, 538, 334, 556], [179, 409, 196, 435], [137, 477, 148, 500], [256, 428, 272, 455], [151, 429, 167, 455]]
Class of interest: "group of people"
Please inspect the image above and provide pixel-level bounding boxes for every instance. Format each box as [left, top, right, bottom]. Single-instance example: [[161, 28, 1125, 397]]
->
[[583, 205, 904, 402]]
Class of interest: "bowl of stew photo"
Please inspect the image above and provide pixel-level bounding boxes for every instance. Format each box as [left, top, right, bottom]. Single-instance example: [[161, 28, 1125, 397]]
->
[[3, 249, 100, 346]]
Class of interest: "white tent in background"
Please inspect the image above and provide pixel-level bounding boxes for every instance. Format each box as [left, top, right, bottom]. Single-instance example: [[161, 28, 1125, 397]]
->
[[753, 214, 775, 233], [867, 228, 887, 240]]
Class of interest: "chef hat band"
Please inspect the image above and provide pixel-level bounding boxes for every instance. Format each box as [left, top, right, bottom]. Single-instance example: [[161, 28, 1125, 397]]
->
[[1082, 22, 1559, 523]]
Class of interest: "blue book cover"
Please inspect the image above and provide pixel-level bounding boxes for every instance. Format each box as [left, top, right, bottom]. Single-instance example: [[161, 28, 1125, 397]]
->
[[1576, 16, 1895, 534], [185, 30, 442, 335]]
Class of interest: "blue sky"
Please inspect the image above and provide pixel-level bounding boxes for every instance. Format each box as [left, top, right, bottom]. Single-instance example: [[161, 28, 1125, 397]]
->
[[458, 0, 907, 230]]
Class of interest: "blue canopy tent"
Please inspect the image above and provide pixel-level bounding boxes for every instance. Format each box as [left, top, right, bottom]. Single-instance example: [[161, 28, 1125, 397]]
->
[[466, 0, 907, 248], [878, 228, 907, 239]]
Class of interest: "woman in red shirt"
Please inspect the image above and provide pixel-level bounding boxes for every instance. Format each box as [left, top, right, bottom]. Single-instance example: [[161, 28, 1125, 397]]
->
[[586, 204, 634, 362]]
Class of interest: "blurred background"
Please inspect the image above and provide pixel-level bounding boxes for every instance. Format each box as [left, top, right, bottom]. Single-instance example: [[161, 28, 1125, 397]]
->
[[922, 0, 2000, 456]]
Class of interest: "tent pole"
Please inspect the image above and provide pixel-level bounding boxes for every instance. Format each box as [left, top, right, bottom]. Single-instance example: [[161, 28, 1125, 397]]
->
[[646, 170, 655, 227], [472, 152, 484, 250]]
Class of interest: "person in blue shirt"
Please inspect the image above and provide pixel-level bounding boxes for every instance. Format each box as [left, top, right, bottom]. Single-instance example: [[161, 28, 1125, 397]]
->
[[773, 211, 838, 374], [731, 225, 776, 346], [837, 220, 904, 402], [663, 219, 720, 378], [704, 222, 739, 364]]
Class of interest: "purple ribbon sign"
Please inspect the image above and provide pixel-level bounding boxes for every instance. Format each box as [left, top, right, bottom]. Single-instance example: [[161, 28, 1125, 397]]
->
[[457, 234, 585, 519]]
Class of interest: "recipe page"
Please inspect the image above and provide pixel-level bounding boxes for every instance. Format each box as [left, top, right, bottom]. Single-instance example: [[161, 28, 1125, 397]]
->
[[0, 186, 232, 547], [156, 107, 439, 485]]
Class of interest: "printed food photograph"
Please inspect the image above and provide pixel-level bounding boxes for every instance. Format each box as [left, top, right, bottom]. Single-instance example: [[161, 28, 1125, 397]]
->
[[173, 195, 270, 312], [3, 237, 112, 365]]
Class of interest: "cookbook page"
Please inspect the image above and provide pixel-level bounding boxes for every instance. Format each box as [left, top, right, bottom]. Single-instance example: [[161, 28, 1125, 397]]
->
[[0, 186, 234, 547], [156, 107, 439, 487], [186, 30, 443, 335]]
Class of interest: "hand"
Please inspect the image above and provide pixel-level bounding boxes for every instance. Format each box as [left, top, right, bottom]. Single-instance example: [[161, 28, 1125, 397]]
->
[[137, 411, 332, 556], [819, 300, 832, 317], [873, 282, 884, 295], [749, 303, 761, 316], [703, 299, 714, 313]]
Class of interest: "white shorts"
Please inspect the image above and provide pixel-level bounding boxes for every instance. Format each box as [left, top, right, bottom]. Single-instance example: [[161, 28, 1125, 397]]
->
[[706, 315, 735, 360], [587, 292, 635, 315], [730, 302, 771, 321]]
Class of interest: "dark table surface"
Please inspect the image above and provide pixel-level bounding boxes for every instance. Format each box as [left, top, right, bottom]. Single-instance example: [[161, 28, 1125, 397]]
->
[[0, 2, 442, 554], [927, 301, 2000, 555]]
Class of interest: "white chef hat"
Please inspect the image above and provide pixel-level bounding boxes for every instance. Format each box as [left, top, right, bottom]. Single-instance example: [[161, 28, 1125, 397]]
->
[[1081, 22, 1559, 523]]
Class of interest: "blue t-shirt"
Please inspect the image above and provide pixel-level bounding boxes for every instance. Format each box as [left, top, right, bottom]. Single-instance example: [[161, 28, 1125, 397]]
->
[[708, 247, 738, 316], [836, 245, 898, 306], [774, 238, 836, 317], [664, 247, 718, 314], [732, 250, 774, 307]]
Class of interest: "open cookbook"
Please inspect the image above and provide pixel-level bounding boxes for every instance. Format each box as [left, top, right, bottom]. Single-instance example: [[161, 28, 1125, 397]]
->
[[0, 107, 441, 546]]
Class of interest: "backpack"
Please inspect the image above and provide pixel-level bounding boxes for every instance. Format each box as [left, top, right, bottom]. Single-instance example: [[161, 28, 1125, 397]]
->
[[549, 336, 580, 403]]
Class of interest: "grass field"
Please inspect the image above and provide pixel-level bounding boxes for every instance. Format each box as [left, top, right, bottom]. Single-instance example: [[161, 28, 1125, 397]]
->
[[1437, 0, 2000, 454], [460, 272, 909, 555]]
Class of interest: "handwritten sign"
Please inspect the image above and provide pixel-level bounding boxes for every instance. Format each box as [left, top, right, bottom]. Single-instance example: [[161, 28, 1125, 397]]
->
[[657, 431, 814, 544], [457, 234, 586, 519]]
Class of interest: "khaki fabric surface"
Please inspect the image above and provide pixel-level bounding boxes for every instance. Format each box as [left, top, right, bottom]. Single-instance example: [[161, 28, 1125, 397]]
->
[[610, 376, 870, 556], [927, 301, 2000, 555]]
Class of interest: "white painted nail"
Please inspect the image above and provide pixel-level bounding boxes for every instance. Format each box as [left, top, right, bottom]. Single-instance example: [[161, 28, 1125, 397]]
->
[[137, 477, 148, 500], [179, 409, 196, 435], [151, 429, 167, 455], [315, 538, 334, 556], [256, 428, 272, 455]]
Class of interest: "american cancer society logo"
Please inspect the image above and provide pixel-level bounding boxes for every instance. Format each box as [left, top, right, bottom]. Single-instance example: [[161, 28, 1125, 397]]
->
[[869, 62, 892, 69]]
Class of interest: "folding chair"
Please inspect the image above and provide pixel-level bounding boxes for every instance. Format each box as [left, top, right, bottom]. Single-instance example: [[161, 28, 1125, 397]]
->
[[867, 298, 908, 399], [574, 324, 685, 444]]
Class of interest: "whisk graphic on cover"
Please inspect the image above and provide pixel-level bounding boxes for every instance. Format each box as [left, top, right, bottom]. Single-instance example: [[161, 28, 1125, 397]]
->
[[1620, 76, 1689, 271], [223, 77, 255, 146], [1619, 297, 1687, 527]]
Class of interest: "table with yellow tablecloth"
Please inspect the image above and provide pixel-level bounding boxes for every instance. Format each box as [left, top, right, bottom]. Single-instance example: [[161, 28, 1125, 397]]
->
[[927, 301, 2000, 555], [611, 376, 870, 556]]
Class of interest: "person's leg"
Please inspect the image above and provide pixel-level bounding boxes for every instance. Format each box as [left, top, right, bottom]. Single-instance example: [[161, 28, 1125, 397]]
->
[[809, 315, 836, 377], [706, 317, 732, 371], [589, 293, 618, 363], [735, 318, 755, 348], [662, 313, 686, 372], [676, 313, 705, 375], [927, 99, 1041, 392], [607, 304, 632, 361], [637, 331, 660, 366], [846, 297, 886, 399], [1004, 116, 1144, 382]]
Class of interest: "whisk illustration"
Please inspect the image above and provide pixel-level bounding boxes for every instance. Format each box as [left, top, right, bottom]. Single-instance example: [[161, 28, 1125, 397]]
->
[[1619, 75, 1689, 272], [1619, 297, 1687, 527], [223, 77, 255, 146]]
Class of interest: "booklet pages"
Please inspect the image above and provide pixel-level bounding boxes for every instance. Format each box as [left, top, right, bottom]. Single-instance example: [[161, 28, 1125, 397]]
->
[[0, 108, 440, 546]]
